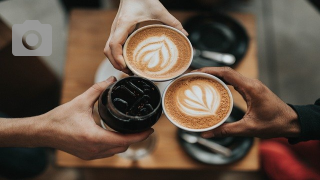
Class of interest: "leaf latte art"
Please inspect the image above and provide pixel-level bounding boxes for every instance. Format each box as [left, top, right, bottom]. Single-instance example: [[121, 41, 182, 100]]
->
[[132, 35, 178, 74], [177, 84, 220, 116], [164, 76, 231, 129]]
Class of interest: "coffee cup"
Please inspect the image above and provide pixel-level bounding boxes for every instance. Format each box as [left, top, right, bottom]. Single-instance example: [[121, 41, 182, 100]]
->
[[162, 72, 233, 132], [123, 24, 193, 82]]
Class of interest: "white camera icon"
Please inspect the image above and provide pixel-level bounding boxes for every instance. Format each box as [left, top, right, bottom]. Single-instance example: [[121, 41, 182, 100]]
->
[[12, 20, 52, 56]]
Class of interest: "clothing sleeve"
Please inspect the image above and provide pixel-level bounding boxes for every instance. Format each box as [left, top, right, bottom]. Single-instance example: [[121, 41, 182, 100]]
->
[[287, 99, 320, 144]]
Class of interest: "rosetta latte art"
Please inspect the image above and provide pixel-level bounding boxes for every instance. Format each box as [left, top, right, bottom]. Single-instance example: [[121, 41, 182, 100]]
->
[[133, 35, 178, 74], [177, 84, 221, 116]]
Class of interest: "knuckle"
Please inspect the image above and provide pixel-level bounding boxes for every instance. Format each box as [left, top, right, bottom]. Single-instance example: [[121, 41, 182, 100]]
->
[[219, 128, 229, 137], [109, 41, 116, 49], [91, 83, 105, 93], [117, 140, 129, 147], [103, 47, 109, 56], [171, 18, 182, 27], [198, 67, 212, 74], [199, 67, 208, 72], [221, 66, 233, 73], [247, 79, 265, 94]]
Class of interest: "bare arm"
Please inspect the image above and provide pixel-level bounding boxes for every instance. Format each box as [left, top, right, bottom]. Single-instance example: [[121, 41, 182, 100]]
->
[[0, 115, 45, 147], [0, 76, 153, 160]]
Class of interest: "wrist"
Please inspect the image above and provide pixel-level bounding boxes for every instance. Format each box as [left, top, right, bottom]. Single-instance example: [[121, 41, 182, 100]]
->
[[283, 104, 300, 137], [31, 113, 52, 147]]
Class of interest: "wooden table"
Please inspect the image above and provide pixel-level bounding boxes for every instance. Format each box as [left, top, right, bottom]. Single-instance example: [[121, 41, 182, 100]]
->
[[56, 9, 259, 171]]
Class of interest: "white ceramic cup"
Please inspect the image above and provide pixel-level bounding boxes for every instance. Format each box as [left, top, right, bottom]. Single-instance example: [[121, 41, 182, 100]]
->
[[162, 72, 233, 132], [123, 24, 193, 82]]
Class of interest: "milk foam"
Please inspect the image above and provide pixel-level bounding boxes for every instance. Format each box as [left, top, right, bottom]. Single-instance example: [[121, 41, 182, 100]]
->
[[133, 35, 178, 74], [177, 83, 221, 116]]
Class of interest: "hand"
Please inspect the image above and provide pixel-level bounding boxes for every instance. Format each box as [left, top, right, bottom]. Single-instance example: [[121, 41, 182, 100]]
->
[[104, 0, 188, 74], [194, 67, 300, 139], [40, 76, 154, 160]]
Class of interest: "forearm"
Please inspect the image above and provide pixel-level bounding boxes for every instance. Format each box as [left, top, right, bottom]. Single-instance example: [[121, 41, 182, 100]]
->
[[0, 114, 47, 147]]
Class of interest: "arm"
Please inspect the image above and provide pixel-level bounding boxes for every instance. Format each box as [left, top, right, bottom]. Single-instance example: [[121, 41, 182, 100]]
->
[[104, 0, 188, 74], [0, 76, 153, 160], [194, 67, 301, 139], [0, 115, 45, 147]]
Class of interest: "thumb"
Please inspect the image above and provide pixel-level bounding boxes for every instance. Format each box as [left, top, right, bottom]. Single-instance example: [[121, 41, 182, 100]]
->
[[194, 67, 253, 100], [80, 76, 117, 106], [159, 11, 188, 36], [201, 120, 247, 138]]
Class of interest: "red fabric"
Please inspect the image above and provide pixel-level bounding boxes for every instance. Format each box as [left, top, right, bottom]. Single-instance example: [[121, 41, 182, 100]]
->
[[260, 138, 320, 180]]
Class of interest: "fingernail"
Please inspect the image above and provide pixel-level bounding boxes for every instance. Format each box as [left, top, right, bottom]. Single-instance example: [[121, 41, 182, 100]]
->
[[201, 132, 214, 138], [182, 29, 189, 36], [106, 76, 116, 82]]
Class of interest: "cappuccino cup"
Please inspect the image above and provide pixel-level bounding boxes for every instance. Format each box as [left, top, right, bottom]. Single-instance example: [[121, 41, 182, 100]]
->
[[123, 24, 193, 82], [162, 72, 233, 132]]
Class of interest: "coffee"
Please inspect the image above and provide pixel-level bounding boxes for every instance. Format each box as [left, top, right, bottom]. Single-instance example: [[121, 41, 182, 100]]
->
[[98, 77, 162, 133], [163, 73, 232, 130], [123, 25, 192, 81]]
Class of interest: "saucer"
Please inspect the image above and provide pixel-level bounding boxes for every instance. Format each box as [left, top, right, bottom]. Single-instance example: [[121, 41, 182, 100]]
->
[[183, 13, 249, 68], [177, 105, 253, 165], [94, 59, 171, 94]]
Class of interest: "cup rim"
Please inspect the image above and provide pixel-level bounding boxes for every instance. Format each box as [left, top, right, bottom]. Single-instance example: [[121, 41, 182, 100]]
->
[[162, 72, 234, 132], [123, 24, 193, 82]]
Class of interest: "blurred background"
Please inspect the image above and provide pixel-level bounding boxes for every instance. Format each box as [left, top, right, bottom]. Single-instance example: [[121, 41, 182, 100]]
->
[[0, 0, 320, 179], [1, 0, 320, 105]]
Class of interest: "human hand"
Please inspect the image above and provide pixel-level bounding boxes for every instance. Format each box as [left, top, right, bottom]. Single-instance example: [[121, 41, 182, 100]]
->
[[104, 0, 188, 74], [40, 76, 153, 160], [194, 67, 300, 139]]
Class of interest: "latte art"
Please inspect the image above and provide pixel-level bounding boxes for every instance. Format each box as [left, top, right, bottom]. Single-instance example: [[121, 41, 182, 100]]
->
[[177, 84, 220, 116], [164, 75, 232, 130], [133, 35, 178, 74], [124, 25, 192, 81]]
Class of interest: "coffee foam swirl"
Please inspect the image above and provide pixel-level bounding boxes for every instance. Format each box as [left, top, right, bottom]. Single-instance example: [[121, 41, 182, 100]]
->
[[177, 84, 221, 116], [164, 76, 231, 129], [133, 35, 178, 74]]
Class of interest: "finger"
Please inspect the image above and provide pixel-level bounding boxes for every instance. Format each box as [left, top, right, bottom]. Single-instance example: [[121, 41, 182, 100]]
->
[[159, 11, 188, 36], [106, 128, 154, 146], [109, 23, 137, 70], [201, 120, 248, 138], [121, 68, 133, 75], [194, 67, 251, 92], [108, 146, 129, 154], [104, 42, 122, 70], [90, 153, 115, 160], [104, 4, 123, 70], [80, 76, 117, 106], [90, 146, 129, 160]]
